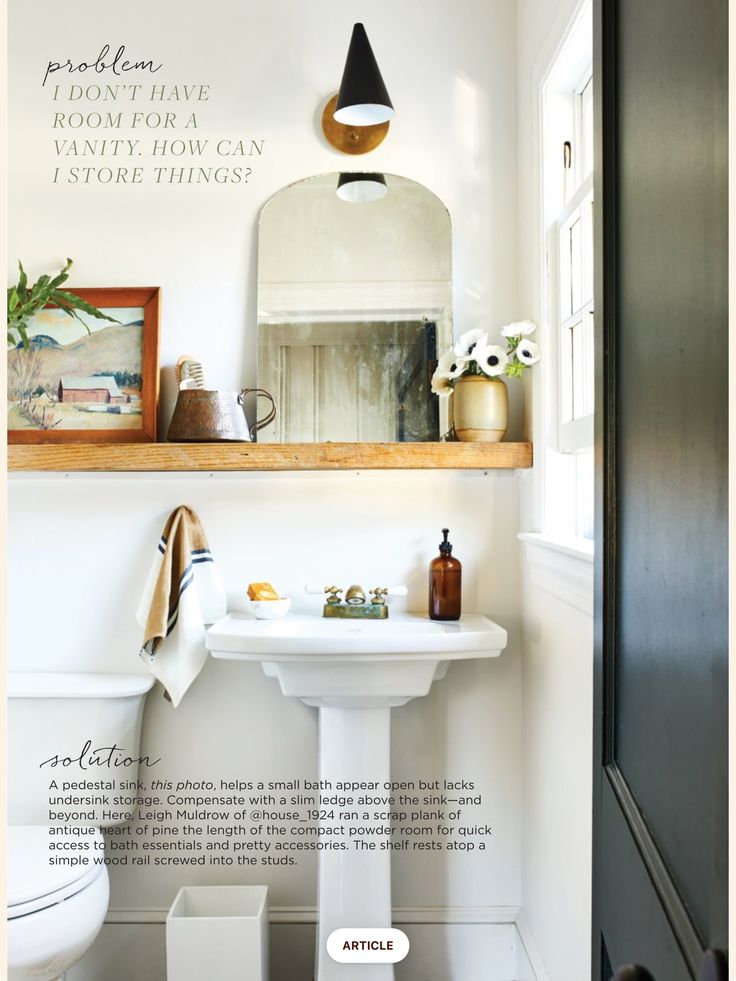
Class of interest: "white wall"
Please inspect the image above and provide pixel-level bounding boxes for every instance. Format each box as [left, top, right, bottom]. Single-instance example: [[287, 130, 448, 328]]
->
[[518, 539, 593, 981], [8, 3, 525, 978], [8, 473, 523, 908], [8, 0, 521, 434], [515, 0, 594, 978], [9, 473, 524, 978]]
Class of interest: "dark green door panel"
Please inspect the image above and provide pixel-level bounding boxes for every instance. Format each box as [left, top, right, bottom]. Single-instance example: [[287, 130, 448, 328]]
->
[[592, 0, 727, 975]]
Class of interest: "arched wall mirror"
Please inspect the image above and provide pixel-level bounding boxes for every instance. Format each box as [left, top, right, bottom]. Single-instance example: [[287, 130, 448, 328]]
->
[[257, 173, 452, 442]]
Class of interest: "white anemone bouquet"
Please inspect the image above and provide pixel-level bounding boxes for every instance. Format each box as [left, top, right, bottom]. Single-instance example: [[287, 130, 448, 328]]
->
[[431, 321, 539, 397]]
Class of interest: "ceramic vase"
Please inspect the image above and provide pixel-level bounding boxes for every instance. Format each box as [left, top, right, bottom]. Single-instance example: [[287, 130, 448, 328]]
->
[[453, 375, 508, 442]]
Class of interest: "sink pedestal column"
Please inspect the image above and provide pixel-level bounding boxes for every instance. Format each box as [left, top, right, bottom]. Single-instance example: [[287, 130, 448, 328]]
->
[[206, 613, 508, 981], [316, 706, 394, 981]]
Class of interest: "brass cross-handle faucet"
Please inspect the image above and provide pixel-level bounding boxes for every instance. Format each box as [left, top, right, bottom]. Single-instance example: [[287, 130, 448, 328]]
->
[[305, 584, 408, 620]]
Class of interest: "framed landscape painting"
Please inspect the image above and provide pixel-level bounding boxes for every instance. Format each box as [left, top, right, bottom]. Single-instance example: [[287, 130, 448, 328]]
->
[[8, 287, 160, 444]]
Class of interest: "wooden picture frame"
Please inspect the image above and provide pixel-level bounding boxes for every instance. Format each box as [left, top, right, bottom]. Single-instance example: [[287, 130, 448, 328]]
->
[[8, 287, 160, 444]]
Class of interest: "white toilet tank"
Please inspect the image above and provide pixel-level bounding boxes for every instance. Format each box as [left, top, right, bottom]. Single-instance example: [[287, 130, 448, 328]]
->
[[8, 673, 155, 827]]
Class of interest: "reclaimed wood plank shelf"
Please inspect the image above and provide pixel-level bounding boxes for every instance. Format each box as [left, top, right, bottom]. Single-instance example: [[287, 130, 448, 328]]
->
[[8, 442, 532, 473]]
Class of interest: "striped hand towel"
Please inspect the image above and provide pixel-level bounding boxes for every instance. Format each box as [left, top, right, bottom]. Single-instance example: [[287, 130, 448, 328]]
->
[[136, 505, 227, 706]]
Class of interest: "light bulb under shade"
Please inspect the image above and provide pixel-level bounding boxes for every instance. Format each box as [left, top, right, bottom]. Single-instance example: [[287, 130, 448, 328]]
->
[[336, 173, 388, 203], [333, 103, 395, 126], [334, 23, 394, 127]]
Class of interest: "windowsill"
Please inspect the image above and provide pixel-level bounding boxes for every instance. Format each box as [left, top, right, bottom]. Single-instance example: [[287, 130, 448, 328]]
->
[[517, 532, 593, 561], [518, 532, 594, 615]]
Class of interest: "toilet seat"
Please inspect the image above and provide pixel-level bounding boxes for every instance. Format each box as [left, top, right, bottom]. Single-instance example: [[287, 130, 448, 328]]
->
[[8, 825, 106, 919]]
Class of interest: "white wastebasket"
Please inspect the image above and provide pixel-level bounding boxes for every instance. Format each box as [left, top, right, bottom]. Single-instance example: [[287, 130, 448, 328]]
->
[[166, 885, 269, 981]]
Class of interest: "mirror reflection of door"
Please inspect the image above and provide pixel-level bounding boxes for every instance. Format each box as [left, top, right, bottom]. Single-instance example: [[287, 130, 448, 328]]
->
[[396, 321, 437, 442], [259, 319, 438, 442], [257, 174, 451, 443]]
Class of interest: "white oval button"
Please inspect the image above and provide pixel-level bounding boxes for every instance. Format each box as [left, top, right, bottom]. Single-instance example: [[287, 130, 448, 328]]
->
[[327, 928, 410, 963]]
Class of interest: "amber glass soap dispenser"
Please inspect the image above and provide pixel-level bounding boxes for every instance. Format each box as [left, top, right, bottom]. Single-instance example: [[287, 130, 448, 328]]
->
[[429, 528, 462, 621]]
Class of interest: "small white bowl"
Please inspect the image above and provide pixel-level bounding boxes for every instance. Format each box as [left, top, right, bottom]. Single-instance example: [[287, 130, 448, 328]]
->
[[246, 597, 291, 620]]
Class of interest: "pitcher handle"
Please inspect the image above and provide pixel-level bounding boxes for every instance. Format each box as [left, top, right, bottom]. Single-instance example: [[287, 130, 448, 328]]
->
[[239, 388, 276, 440]]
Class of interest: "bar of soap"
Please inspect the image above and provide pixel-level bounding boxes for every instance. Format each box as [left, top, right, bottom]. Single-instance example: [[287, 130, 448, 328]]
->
[[248, 581, 280, 601]]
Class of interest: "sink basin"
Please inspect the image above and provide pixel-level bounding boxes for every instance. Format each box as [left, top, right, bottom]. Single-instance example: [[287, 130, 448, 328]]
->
[[206, 611, 507, 981], [206, 612, 507, 707]]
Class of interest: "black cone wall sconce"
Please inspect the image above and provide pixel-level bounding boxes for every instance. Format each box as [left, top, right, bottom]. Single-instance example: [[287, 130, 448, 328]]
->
[[321, 23, 394, 155], [334, 23, 394, 125]]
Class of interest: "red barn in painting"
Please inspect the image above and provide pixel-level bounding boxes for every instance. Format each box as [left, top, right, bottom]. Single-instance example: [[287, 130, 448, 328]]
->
[[58, 376, 129, 404]]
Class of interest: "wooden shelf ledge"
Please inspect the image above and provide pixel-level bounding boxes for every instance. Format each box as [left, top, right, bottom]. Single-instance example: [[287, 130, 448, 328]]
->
[[8, 441, 533, 473]]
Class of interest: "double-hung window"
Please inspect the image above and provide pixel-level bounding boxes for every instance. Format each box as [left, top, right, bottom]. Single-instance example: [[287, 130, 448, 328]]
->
[[557, 74, 593, 453], [541, 7, 594, 541]]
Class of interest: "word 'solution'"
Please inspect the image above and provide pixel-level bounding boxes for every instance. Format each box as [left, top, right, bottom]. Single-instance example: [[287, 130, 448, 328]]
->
[[40, 739, 161, 770]]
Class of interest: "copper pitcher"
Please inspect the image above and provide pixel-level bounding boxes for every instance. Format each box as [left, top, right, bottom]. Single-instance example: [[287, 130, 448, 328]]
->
[[167, 388, 276, 442]]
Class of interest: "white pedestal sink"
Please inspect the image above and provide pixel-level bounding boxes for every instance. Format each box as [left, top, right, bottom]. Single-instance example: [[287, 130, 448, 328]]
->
[[206, 612, 507, 981]]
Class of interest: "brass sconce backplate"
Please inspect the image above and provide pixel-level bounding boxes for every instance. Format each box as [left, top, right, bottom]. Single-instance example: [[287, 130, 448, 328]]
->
[[321, 94, 389, 154]]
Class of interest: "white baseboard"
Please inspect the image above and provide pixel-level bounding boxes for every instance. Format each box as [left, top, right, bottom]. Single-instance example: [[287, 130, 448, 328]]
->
[[515, 912, 552, 981], [105, 904, 523, 926]]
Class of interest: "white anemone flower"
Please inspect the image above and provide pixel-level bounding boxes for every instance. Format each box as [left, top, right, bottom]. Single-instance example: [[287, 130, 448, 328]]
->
[[515, 338, 541, 365], [475, 344, 508, 377], [501, 319, 536, 338], [436, 350, 468, 378], [431, 369, 454, 397], [431, 351, 467, 397], [454, 328, 487, 359]]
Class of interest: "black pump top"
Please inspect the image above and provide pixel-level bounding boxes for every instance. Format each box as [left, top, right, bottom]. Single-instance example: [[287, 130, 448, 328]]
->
[[439, 528, 453, 554]]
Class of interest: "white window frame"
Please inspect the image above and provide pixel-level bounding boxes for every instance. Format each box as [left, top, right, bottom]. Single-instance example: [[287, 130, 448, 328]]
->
[[556, 174, 594, 452], [536, 0, 594, 542]]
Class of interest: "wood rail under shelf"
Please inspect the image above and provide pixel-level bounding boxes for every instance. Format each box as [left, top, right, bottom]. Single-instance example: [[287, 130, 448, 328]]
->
[[8, 441, 532, 473]]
